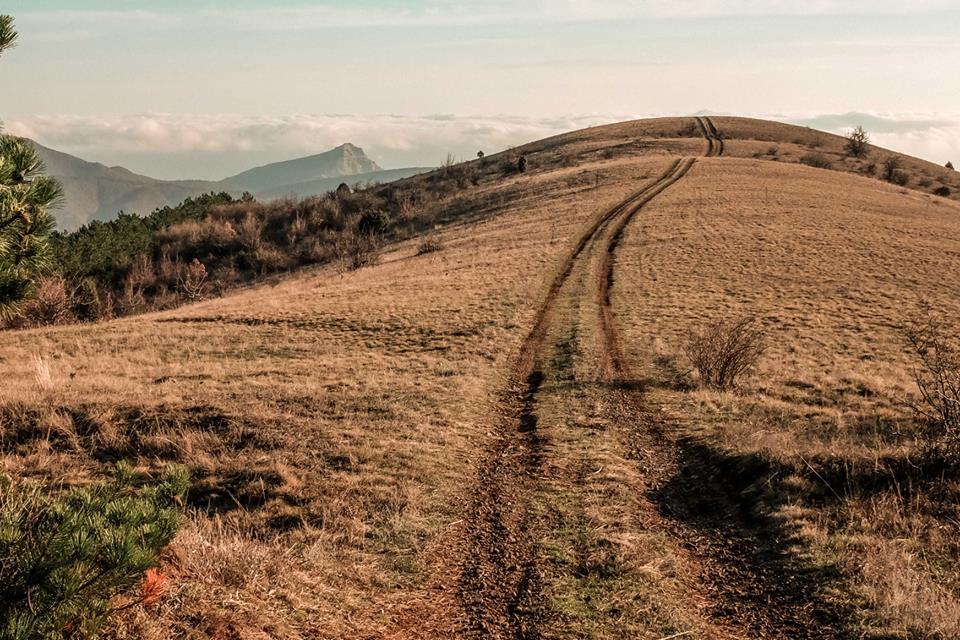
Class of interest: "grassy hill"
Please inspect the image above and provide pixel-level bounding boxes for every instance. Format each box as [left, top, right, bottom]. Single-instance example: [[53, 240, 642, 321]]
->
[[3, 117, 960, 638]]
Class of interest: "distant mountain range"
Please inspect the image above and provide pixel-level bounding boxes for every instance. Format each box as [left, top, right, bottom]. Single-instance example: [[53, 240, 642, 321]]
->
[[30, 141, 428, 230]]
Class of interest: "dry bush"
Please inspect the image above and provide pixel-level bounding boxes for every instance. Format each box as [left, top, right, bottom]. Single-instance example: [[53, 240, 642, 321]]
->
[[177, 258, 208, 301], [683, 316, 767, 389], [903, 307, 960, 455], [237, 212, 265, 252], [800, 152, 833, 169], [12, 276, 75, 327], [334, 229, 379, 272], [416, 238, 444, 255], [883, 156, 909, 186]]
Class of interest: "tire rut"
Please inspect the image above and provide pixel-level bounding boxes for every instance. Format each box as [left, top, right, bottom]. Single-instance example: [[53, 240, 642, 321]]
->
[[598, 157, 696, 378], [598, 123, 855, 639], [696, 116, 724, 157], [457, 157, 699, 639]]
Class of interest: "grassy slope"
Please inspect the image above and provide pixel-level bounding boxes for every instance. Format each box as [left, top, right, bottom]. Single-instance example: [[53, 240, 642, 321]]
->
[[614, 157, 960, 637], [2, 116, 960, 637]]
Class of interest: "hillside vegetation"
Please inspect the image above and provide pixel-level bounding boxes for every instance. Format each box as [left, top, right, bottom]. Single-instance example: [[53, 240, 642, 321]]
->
[[2, 117, 960, 638]]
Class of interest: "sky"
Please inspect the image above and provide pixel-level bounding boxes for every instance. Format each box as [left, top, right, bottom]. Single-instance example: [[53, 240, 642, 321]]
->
[[1, 0, 959, 179]]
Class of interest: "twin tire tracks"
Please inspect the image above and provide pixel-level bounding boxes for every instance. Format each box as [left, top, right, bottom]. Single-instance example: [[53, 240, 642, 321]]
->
[[458, 120, 715, 638], [697, 116, 725, 157]]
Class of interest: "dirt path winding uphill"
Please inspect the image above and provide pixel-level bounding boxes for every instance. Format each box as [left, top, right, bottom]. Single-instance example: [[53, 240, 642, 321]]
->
[[456, 158, 699, 638], [696, 116, 724, 157]]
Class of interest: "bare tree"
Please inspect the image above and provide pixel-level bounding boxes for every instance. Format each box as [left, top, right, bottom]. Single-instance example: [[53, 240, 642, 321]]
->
[[844, 126, 870, 158]]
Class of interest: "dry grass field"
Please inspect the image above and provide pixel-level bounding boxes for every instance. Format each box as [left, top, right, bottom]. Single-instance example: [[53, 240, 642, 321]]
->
[[3, 116, 960, 638]]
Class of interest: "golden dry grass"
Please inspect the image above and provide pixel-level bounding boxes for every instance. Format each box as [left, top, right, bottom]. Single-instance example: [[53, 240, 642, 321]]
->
[[613, 156, 960, 638]]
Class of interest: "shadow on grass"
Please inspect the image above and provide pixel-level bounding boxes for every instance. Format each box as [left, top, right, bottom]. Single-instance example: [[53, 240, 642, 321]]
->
[[650, 438, 855, 639]]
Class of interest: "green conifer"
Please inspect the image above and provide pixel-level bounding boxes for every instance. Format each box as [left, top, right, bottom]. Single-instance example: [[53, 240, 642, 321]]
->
[[0, 15, 63, 319]]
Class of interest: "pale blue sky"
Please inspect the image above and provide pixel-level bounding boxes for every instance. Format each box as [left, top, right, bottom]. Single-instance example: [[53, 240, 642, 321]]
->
[[2, 1, 959, 178]]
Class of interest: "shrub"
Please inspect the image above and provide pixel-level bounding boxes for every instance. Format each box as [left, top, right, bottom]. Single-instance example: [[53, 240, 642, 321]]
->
[[334, 228, 379, 272], [683, 316, 767, 389], [844, 125, 870, 158], [800, 152, 833, 169], [934, 186, 951, 197], [517, 156, 528, 173], [946, 161, 954, 170], [903, 307, 960, 457], [882, 156, 909, 186], [5, 276, 77, 327], [177, 258, 208, 301], [416, 238, 443, 255], [0, 464, 187, 639], [357, 209, 391, 235]]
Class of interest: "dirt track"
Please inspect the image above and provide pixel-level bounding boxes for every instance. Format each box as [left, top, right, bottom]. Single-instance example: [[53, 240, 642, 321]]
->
[[456, 156, 698, 638], [696, 116, 724, 157], [436, 116, 849, 638]]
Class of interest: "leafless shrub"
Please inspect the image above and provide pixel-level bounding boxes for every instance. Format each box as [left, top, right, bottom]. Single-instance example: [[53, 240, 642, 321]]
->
[[903, 306, 960, 455], [237, 212, 265, 252], [334, 229, 379, 272], [16, 277, 75, 327], [120, 254, 155, 313], [800, 152, 833, 169], [416, 238, 443, 255], [683, 316, 767, 389], [177, 258, 208, 301]]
